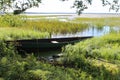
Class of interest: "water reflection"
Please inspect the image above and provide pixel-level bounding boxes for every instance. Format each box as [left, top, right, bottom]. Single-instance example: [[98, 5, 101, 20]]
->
[[52, 26, 120, 38]]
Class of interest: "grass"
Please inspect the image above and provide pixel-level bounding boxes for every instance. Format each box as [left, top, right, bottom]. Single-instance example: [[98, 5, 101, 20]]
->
[[73, 17, 120, 27], [62, 32, 120, 79], [23, 20, 88, 34], [0, 14, 26, 27], [0, 27, 50, 40], [63, 33, 120, 62]]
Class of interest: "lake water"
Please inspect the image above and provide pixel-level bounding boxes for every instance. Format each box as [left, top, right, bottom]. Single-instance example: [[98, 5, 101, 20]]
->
[[52, 26, 120, 38]]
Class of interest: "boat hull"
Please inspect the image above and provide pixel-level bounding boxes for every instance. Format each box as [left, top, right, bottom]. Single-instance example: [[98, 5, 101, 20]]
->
[[6, 36, 93, 53]]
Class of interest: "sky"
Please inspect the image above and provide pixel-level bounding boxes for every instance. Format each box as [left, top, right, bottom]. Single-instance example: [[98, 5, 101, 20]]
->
[[26, 0, 119, 13]]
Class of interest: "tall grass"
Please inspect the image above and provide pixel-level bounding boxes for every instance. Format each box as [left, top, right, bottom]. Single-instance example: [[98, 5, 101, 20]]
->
[[23, 20, 88, 34], [0, 14, 26, 27], [0, 15, 89, 34], [0, 28, 50, 40], [73, 17, 120, 27]]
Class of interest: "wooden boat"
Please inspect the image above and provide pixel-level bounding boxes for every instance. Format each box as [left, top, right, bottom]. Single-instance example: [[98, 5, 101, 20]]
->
[[6, 36, 93, 53]]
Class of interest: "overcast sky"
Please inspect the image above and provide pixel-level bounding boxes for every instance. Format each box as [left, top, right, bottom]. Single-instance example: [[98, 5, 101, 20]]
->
[[26, 0, 119, 13]]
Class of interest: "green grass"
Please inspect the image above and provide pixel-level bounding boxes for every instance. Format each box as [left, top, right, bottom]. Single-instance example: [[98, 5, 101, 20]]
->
[[0, 27, 50, 40], [0, 15, 26, 27]]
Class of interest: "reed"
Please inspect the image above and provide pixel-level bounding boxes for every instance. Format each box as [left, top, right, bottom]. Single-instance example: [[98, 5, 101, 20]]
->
[[23, 20, 88, 34], [0, 15, 89, 34], [73, 17, 120, 27]]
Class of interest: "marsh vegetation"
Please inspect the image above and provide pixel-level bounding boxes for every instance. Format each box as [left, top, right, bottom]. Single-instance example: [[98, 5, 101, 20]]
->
[[0, 14, 120, 80], [72, 17, 120, 27]]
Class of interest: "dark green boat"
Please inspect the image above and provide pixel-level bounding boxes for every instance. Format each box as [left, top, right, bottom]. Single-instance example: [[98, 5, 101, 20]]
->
[[7, 36, 93, 53]]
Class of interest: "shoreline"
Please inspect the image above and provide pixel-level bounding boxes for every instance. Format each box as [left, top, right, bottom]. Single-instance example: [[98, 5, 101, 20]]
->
[[79, 13, 120, 18], [23, 13, 120, 18], [1, 12, 120, 18]]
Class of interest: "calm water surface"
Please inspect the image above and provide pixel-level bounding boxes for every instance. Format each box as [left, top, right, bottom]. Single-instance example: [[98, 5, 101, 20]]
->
[[52, 26, 120, 38]]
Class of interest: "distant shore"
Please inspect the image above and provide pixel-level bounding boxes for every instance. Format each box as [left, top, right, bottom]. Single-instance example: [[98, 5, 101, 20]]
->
[[1, 12, 119, 18], [79, 13, 120, 18], [23, 12, 120, 18]]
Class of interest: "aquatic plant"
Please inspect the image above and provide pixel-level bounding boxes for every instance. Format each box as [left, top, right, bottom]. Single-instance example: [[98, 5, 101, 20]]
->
[[73, 17, 120, 27], [23, 20, 88, 34], [0, 15, 89, 34]]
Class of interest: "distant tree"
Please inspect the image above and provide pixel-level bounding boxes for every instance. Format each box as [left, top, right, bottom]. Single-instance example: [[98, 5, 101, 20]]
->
[[0, 0, 120, 15]]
